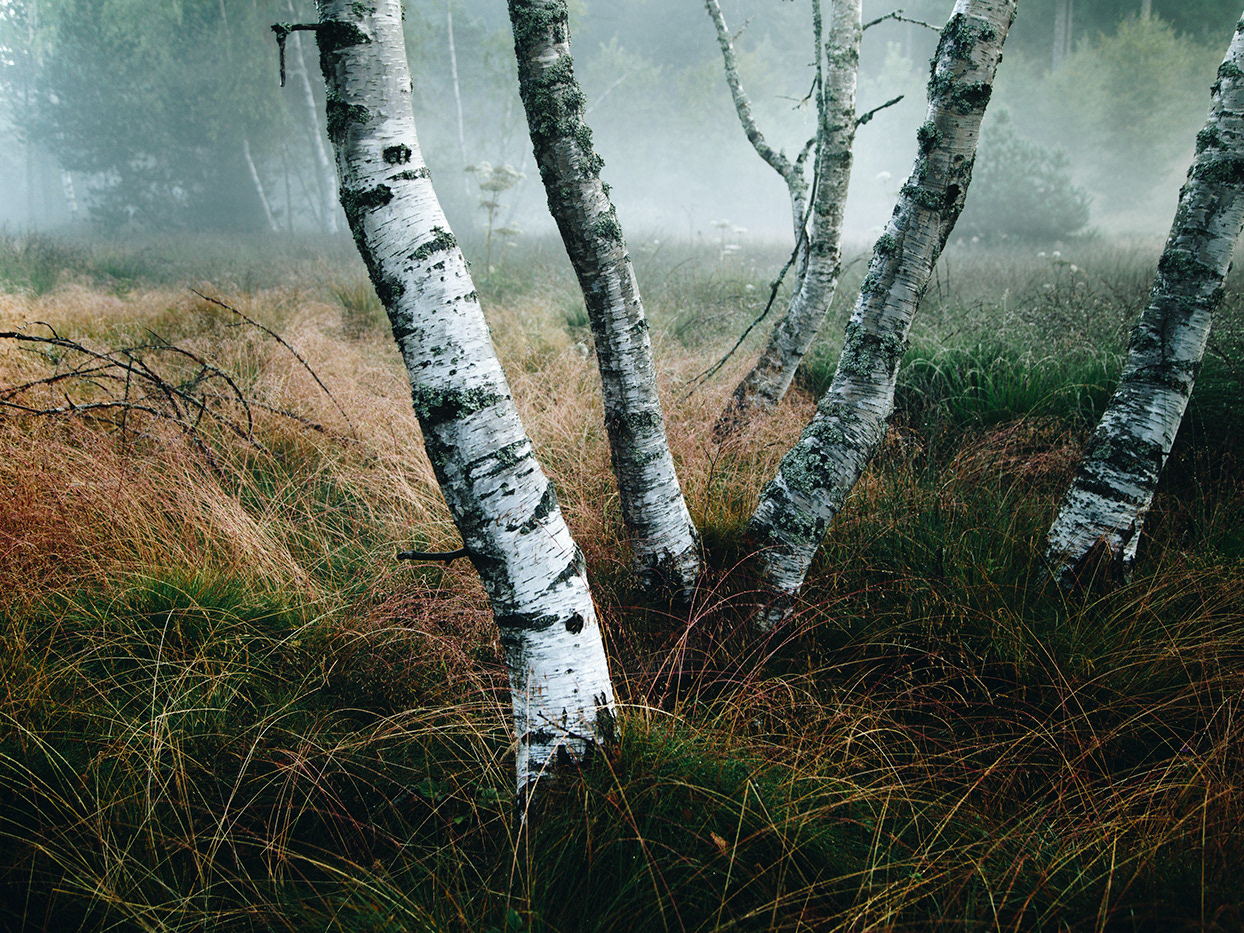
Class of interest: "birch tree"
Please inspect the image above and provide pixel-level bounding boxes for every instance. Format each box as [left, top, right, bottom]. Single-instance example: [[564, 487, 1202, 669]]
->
[[747, 0, 1016, 627], [304, 0, 615, 796], [709, 0, 865, 430], [284, 0, 339, 234], [507, 0, 701, 599], [1046, 16, 1244, 589]]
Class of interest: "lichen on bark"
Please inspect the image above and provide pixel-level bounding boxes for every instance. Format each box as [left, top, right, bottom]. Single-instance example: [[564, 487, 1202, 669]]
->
[[313, 0, 616, 795], [746, 0, 1016, 627], [1046, 18, 1244, 589], [508, 0, 701, 600]]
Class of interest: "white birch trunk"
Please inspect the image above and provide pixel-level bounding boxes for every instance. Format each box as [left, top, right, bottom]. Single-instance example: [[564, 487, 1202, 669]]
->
[[1053, 0, 1069, 69], [61, 169, 79, 221], [1046, 20, 1244, 589], [446, 2, 470, 195], [719, 0, 862, 427], [286, 0, 340, 234], [508, 0, 701, 599], [312, 0, 615, 795], [747, 0, 1016, 627], [242, 136, 280, 232]]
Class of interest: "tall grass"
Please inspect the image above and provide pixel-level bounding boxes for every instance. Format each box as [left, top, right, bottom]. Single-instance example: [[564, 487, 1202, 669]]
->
[[0, 234, 1242, 929]]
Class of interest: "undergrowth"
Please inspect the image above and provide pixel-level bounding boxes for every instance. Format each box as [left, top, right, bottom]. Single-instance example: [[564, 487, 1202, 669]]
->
[[0, 234, 1242, 930]]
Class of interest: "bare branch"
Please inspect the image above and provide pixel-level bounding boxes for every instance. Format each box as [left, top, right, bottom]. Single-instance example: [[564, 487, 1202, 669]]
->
[[704, 0, 796, 184], [396, 547, 470, 563], [191, 289, 356, 437], [583, 70, 632, 117], [863, 10, 940, 32], [857, 94, 905, 128]]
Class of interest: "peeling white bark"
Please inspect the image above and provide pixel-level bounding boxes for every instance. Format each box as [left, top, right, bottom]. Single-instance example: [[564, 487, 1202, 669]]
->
[[508, 0, 701, 599], [313, 0, 615, 794], [1047, 18, 1244, 588], [719, 0, 863, 427], [748, 0, 1016, 627]]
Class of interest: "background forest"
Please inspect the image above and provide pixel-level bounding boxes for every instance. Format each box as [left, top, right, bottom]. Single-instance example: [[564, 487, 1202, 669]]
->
[[2, 0, 1244, 931], [1, 0, 1242, 239]]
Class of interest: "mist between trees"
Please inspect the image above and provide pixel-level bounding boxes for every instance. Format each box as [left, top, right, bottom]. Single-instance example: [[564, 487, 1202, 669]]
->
[[0, 0, 1239, 242]]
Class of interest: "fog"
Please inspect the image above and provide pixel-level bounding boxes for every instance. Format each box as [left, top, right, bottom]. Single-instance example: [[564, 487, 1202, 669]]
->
[[0, 0, 1238, 247]]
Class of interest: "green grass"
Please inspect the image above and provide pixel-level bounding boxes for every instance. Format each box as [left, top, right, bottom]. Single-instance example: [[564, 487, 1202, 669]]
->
[[1, 233, 1243, 929]]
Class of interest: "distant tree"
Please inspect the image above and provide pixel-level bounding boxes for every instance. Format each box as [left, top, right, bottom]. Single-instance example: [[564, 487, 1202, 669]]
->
[[280, 0, 340, 234], [1046, 17, 1244, 588], [30, 0, 286, 229], [747, 0, 1017, 627], [958, 109, 1092, 242], [309, 0, 616, 797], [1044, 14, 1223, 211], [508, 0, 702, 599]]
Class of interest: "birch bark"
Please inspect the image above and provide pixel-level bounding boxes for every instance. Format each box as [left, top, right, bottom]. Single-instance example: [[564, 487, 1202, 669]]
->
[[1046, 19, 1244, 589], [718, 0, 863, 428], [507, 0, 701, 599], [311, 0, 615, 794], [748, 0, 1016, 627]]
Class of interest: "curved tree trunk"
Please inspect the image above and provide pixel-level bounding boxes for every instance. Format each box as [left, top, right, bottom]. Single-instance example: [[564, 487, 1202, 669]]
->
[[1046, 19, 1244, 589], [718, 0, 863, 429], [507, 0, 701, 600], [747, 0, 1016, 628], [704, 0, 811, 251], [312, 0, 615, 795]]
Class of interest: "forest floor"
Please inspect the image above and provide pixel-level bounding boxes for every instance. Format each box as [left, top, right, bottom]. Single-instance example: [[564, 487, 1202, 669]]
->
[[1, 230, 1242, 931]]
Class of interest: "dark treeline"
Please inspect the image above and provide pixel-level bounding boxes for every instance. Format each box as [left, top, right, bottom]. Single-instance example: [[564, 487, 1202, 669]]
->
[[0, 0, 1240, 238]]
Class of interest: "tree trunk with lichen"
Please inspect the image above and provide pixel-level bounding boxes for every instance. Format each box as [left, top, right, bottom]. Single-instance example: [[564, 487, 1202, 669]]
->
[[716, 0, 863, 430], [1046, 19, 1244, 590], [508, 0, 701, 600], [311, 0, 615, 796], [747, 0, 1016, 628]]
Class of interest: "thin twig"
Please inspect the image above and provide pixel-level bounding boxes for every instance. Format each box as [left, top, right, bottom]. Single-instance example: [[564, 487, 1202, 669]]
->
[[396, 548, 471, 563], [191, 289, 357, 437], [857, 94, 905, 128], [862, 10, 940, 32], [681, 156, 824, 400]]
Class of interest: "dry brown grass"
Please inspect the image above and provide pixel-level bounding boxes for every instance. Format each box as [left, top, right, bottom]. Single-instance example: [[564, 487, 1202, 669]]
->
[[2, 265, 1243, 930]]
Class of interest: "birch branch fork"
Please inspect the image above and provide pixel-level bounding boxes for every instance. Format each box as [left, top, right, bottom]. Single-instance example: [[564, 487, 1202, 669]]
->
[[508, 0, 701, 600], [747, 0, 1016, 628], [716, 0, 864, 432], [704, 0, 809, 249], [308, 0, 615, 796], [1046, 17, 1244, 590]]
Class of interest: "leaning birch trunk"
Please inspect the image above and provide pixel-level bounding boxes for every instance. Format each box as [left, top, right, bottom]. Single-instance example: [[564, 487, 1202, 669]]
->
[[242, 137, 280, 233], [311, 0, 615, 796], [748, 0, 1016, 627], [508, 0, 701, 599], [718, 0, 862, 428], [1046, 19, 1244, 589]]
